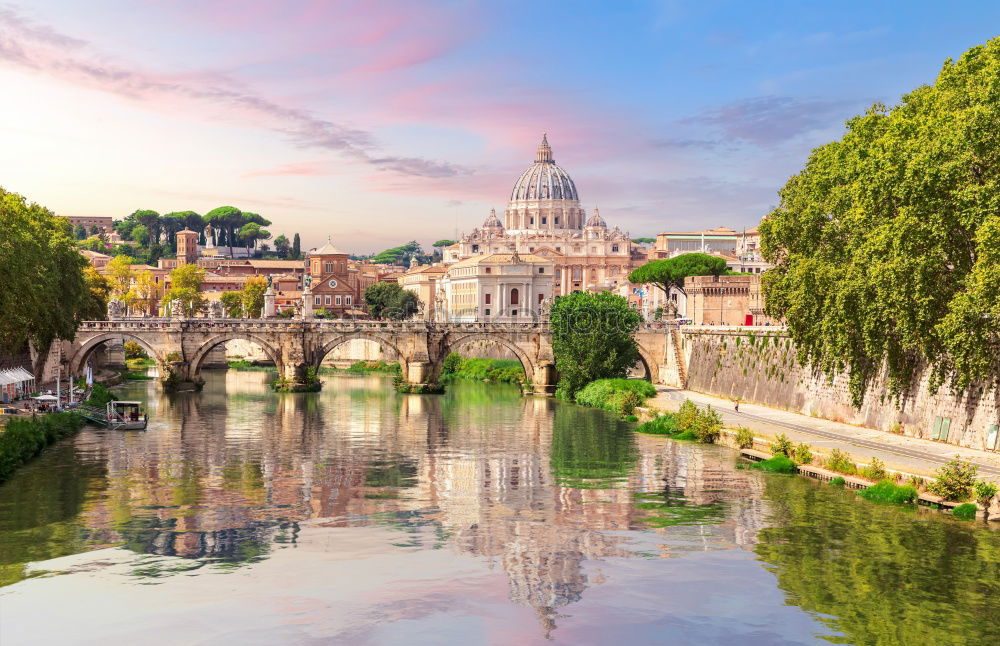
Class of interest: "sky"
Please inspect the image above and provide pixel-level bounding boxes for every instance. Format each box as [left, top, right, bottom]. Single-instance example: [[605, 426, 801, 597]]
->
[[1, 1, 998, 253]]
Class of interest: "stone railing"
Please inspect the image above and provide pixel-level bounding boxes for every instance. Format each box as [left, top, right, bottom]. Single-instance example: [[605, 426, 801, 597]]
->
[[79, 318, 554, 334]]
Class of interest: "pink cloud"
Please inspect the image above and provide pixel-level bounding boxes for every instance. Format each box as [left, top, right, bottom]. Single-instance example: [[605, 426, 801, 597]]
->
[[242, 161, 333, 177]]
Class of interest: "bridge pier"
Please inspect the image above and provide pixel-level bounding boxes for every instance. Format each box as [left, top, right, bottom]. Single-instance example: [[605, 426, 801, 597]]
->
[[531, 362, 557, 396], [164, 360, 203, 392]]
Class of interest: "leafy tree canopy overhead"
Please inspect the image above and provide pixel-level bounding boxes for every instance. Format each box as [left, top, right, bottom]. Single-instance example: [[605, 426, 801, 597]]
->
[[432, 239, 457, 248], [631, 237, 656, 244], [549, 291, 642, 399], [759, 37, 1000, 405], [628, 253, 728, 295]]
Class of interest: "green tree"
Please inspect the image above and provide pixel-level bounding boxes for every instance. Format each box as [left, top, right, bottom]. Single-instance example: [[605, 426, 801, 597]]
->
[[549, 291, 642, 399], [79, 266, 110, 321], [627, 252, 727, 300], [631, 237, 656, 244], [371, 241, 421, 265], [364, 282, 420, 320], [106, 255, 135, 299], [204, 206, 243, 258], [130, 224, 149, 246], [759, 38, 1000, 405], [220, 291, 243, 318], [238, 222, 271, 257], [273, 234, 290, 258], [131, 209, 161, 246], [0, 188, 90, 371], [165, 263, 206, 316], [73, 223, 87, 240], [291, 233, 301, 260], [240, 276, 269, 318], [161, 211, 197, 251]]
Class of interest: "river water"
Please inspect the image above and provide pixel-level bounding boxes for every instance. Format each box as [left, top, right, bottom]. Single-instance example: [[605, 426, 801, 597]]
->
[[1, 369, 998, 645]]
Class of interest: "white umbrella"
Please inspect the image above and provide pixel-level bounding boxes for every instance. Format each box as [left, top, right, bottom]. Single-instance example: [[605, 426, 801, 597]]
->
[[33, 394, 58, 402]]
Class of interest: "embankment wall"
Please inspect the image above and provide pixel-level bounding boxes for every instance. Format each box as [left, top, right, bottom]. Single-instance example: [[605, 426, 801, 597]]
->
[[677, 328, 999, 452]]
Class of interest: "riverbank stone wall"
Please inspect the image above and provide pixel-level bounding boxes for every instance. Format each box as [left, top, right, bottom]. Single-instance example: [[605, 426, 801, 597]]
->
[[679, 328, 1000, 453]]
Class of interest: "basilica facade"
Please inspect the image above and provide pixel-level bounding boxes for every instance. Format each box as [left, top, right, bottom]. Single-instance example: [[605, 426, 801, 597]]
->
[[445, 135, 643, 296]]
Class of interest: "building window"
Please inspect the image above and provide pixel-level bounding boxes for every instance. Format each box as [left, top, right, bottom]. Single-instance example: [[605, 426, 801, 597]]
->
[[485, 293, 491, 304], [612, 245, 619, 252], [324, 262, 333, 273], [511, 309, 517, 316], [510, 288, 519, 305], [538, 293, 544, 304], [538, 267, 544, 274], [485, 308, 490, 316], [485, 267, 491, 274], [345, 295, 352, 305], [314, 296, 321, 305], [325, 295, 331, 306], [554, 217, 559, 225], [541, 217, 547, 225], [335, 296, 342, 305], [472, 244, 479, 253]]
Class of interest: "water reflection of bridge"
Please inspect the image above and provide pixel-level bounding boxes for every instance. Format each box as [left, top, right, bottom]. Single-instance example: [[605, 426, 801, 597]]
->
[[75, 372, 768, 636]]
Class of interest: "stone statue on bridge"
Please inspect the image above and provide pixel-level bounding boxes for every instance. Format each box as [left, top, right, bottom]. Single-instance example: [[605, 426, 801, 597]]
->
[[107, 299, 124, 319], [209, 300, 225, 319]]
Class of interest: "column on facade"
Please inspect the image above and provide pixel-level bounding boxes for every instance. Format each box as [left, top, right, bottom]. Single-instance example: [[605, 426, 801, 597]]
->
[[525, 281, 533, 319], [499, 281, 506, 319]]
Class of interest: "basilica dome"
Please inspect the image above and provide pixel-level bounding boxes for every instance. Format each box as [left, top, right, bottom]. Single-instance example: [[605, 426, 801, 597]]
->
[[509, 134, 579, 202], [505, 135, 585, 233]]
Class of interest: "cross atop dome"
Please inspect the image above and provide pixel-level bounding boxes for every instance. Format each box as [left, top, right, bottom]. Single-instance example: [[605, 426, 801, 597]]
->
[[535, 133, 554, 163]]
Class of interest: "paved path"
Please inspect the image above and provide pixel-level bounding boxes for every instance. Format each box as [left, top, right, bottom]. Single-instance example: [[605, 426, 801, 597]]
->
[[649, 386, 1000, 483]]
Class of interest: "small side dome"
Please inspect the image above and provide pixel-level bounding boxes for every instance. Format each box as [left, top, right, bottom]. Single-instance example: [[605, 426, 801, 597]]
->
[[585, 208, 607, 228], [483, 208, 504, 230]]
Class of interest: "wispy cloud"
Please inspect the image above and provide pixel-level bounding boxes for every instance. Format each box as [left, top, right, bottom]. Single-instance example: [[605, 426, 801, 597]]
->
[[0, 5, 466, 178], [684, 95, 854, 146]]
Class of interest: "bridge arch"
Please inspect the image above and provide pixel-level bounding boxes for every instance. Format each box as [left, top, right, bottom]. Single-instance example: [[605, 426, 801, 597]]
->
[[634, 342, 659, 382], [436, 333, 537, 383], [188, 333, 284, 377], [314, 332, 407, 376], [69, 332, 167, 376]]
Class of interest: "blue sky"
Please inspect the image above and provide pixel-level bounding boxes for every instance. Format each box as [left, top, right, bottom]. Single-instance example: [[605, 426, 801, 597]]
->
[[1, 1, 997, 251]]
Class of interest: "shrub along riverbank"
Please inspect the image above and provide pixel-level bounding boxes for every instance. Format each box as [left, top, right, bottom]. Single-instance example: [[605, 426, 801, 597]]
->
[[633, 398, 998, 518], [439, 353, 525, 386], [574, 379, 656, 417], [0, 413, 85, 483]]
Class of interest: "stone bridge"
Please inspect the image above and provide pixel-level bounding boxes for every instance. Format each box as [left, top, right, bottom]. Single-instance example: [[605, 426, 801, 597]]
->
[[67, 318, 678, 393]]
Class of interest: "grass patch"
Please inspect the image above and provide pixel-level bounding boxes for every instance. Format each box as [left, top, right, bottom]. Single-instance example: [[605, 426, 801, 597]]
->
[[575, 378, 656, 416], [635, 413, 678, 435], [952, 503, 978, 520], [441, 355, 525, 386], [749, 455, 798, 474], [858, 479, 917, 505], [829, 476, 847, 487], [123, 372, 154, 381], [346, 360, 401, 374]]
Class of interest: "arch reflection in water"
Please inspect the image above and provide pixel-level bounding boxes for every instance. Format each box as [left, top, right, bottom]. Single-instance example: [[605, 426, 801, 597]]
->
[[3, 370, 997, 644]]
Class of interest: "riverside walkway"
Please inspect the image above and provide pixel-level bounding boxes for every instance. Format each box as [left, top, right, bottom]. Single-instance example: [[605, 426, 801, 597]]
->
[[651, 386, 1000, 483]]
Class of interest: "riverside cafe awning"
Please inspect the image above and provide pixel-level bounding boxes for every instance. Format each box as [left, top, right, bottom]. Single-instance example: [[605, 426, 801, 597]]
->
[[0, 368, 35, 403]]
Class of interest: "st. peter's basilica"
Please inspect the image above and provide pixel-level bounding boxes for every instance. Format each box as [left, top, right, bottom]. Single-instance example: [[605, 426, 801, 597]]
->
[[445, 135, 644, 295]]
